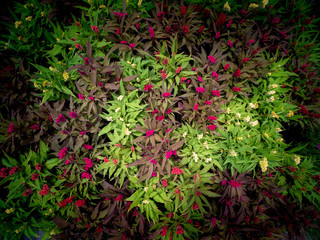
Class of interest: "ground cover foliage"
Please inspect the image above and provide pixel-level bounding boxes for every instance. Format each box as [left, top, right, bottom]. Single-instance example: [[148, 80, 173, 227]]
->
[[0, 0, 320, 239]]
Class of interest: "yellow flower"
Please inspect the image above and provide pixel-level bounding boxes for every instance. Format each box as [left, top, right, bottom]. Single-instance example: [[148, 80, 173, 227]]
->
[[259, 157, 268, 172], [287, 110, 294, 117], [271, 150, 277, 154], [249, 3, 259, 8], [30, 3, 34, 7], [277, 138, 283, 142], [264, 133, 269, 138], [223, 1, 231, 11], [25, 16, 33, 21], [49, 66, 58, 72], [293, 155, 300, 165], [230, 150, 237, 157], [267, 72, 271, 76], [56, 38, 60, 42], [99, 4, 106, 9], [262, 0, 269, 8], [43, 89, 48, 93], [15, 230, 20, 234], [271, 111, 279, 118], [63, 72, 69, 81], [275, 127, 282, 132], [50, 229, 55, 235], [15, 21, 22, 28], [270, 84, 278, 88], [24, 4, 28, 8], [247, 134, 250, 138], [41, 11, 46, 17], [153, 184, 156, 190], [42, 81, 47, 86], [138, 0, 142, 7], [5, 209, 11, 214], [68, 47, 73, 50]]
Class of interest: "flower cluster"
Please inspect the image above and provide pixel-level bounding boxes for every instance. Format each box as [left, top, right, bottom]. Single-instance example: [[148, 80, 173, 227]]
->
[[171, 166, 183, 175], [57, 196, 75, 208], [75, 199, 85, 207], [259, 157, 268, 172], [39, 184, 50, 196]]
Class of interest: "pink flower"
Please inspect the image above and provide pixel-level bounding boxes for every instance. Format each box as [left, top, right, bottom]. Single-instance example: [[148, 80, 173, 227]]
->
[[215, 31, 220, 39], [146, 130, 154, 137], [172, 166, 182, 175], [192, 67, 196, 71], [272, 17, 280, 24], [83, 144, 93, 150], [166, 150, 176, 159], [196, 87, 205, 93], [207, 124, 217, 131], [207, 116, 217, 121], [194, 104, 199, 111], [115, 194, 123, 201], [212, 71, 219, 81], [161, 72, 167, 79], [232, 87, 242, 92], [80, 131, 87, 136], [162, 92, 171, 97], [78, 93, 84, 100], [204, 101, 212, 105], [228, 180, 242, 187], [152, 109, 158, 115], [226, 19, 233, 28], [58, 147, 68, 159], [150, 159, 156, 164], [234, 68, 241, 77], [91, 25, 99, 33], [30, 124, 40, 130], [242, 58, 250, 63], [249, 39, 254, 44], [227, 40, 233, 47], [88, 96, 95, 101], [39, 184, 50, 196], [144, 84, 153, 92], [180, 77, 187, 82], [192, 203, 199, 210], [156, 116, 164, 121], [198, 76, 203, 82], [157, 11, 165, 21], [149, 27, 155, 39], [182, 25, 189, 34], [8, 123, 15, 134], [199, 26, 205, 34], [208, 56, 216, 63], [176, 67, 181, 74], [81, 172, 92, 179], [116, 28, 121, 35], [85, 158, 93, 170], [212, 90, 220, 97], [166, 109, 172, 114], [224, 64, 230, 71], [162, 58, 168, 65], [162, 179, 168, 188], [120, 40, 127, 44], [152, 171, 157, 177], [181, 5, 187, 17], [75, 43, 83, 50], [56, 114, 66, 123], [129, 43, 135, 49], [75, 199, 86, 207], [176, 225, 184, 235], [69, 111, 78, 118], [35, 164, 41, 171]]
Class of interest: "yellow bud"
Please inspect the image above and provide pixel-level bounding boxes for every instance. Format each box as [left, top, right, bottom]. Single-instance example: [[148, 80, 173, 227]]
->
[[25, 16, 33, 21], [223, 1, 231, 11], [63, 72, 69, 81]]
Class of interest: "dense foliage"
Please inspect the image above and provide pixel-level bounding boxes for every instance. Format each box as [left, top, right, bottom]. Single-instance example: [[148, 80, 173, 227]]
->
[[0, 0, 320, 239]]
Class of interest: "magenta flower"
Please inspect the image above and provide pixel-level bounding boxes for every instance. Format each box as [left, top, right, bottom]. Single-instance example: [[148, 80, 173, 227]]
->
[[232, 87, 242, 92], [129, 43, 135, 49], [242, 58, 250, 63], [69, 111, 78, 119], [207, 116, 217, 122], [234, 68, 241, 77], [58, 147, 68, 159], [212, 71, 219, 81], [162, 58, 168, 65], [215, 31, 220, 39], [176, 67, 182, 74], [226, 19, 232, 28], [162, 92, 171, 98], [228, 180, 242, 187], [192, 67, 196, 71], [81, 172, 92, 179], [30, 124, 40, 130], [224, 64, 230, 71], [88, 96, 95, 101], [135, 22, 139, 29], [84, 58, 89, 65], [120, 40, 127, 44], [249, 39, 254, 44], [182, 25, 189, 34], [78, 94, 84, 100], [83, 144, 93, 150], [227, 40, 233, 47], [152, 109, 158, 115], [144, 84, 153, 92], [161, 72, 167, 79], [166, 109, 172, 114], [149, 27, 155, 39], [196, 87, 205, 93], [198, 76, 203, 82], [8, 123, 15, 134], [116, 27, 121, 35], [208, 56, 216, 64], [91, 25, 99, 33], [207, 124, 217, 131], [84, 157, 93, 170], [80, 131, 87, 136], [194, 104, 199, 111], [146, 130, 155, 137], [75, 43, 83, 50], [156, 116, 164, 121], [199, 26, 205, 34], [212, 90, 220, 97], [152, 171, 157, 177], [56, 114, 66, 123], [150, 159, 156, 164], [204, 101, 212, 105]]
